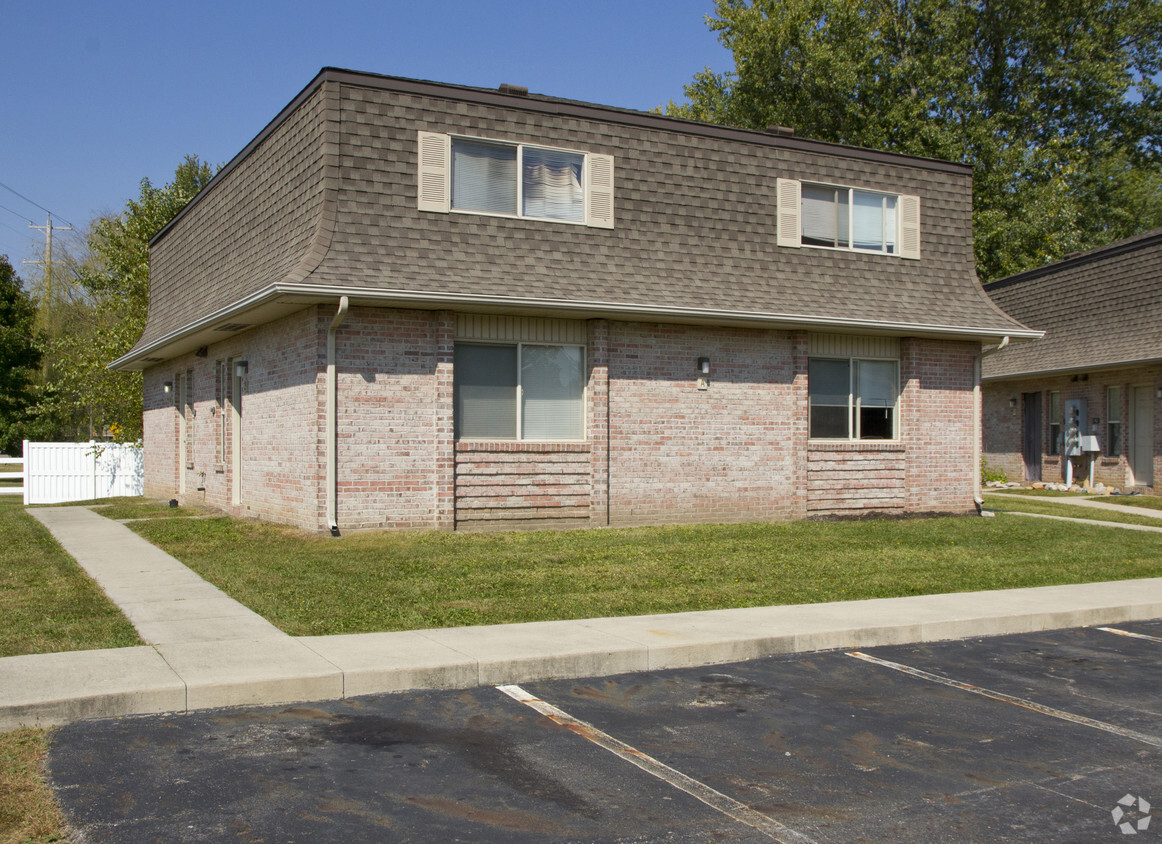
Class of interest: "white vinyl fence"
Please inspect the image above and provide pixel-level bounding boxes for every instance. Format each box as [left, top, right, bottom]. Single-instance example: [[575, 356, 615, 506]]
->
[[0, 457, 22, 497], [21, 440, 145, 505]]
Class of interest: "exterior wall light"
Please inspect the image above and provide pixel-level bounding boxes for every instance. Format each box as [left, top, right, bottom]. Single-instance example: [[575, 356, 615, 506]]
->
[[234, 361, 248, 378], [698, 357, 710, 375], [163, 381, 173, 394]]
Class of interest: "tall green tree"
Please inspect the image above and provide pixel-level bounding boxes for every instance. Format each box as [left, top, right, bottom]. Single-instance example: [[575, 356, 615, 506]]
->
[[0, 257, 42, 454], [669, 0, 1162, 281], [31, 155, 216, 441]]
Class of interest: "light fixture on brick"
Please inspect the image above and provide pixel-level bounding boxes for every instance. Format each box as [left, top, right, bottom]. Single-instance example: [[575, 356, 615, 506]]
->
[[698, 357, 710, 375]]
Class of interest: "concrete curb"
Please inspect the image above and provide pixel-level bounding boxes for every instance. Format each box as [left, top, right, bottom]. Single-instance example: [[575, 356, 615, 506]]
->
[[5, 578, 1162, 731]]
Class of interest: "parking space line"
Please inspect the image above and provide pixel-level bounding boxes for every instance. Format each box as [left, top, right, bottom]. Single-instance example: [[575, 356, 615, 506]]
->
[[847, 652, 1162, 749], [1097, 626, 1162, 644], [496, 684, 815, 844]]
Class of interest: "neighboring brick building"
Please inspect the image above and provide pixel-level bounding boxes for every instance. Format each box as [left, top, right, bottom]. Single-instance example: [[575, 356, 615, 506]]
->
[[112, 68, 1035, 532], [982, 228, 1162, 492]]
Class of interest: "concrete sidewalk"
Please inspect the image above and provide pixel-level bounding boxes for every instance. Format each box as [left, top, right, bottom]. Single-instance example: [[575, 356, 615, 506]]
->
[[3, 506, 1162, 731], [985, 490, 1162, 521]]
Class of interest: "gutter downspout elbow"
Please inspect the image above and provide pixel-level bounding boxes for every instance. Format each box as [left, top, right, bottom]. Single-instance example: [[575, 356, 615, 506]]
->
[[326, 297, 349, 535], [974, 336, 1010, 511]]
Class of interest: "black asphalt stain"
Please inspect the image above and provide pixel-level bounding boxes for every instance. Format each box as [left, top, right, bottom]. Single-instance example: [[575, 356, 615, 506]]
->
[[320, 715, 598, 818]]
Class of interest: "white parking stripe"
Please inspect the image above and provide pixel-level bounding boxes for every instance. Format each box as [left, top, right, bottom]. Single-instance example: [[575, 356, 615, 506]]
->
[[1097, 626, 1162, 644], [496, 684, 815, 844], [848, 651, 1162, 749]]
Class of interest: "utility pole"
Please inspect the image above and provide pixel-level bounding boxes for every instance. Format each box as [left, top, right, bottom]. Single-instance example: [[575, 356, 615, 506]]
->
[[24, 215, 73, 315]]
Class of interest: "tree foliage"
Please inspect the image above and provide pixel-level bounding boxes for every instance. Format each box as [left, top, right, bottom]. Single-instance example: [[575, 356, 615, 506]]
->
[[0, 257, 42, 454], [669, 0, 1162, 281], [30, 156, 216, 441]]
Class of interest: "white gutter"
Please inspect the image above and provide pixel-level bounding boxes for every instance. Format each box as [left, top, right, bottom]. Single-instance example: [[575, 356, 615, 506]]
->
[[326, 296, 349, 534], [110, 282, 1042, 370], [974, 336, 1010, 509]]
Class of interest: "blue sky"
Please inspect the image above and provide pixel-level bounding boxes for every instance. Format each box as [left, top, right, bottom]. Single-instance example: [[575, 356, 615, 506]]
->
[[1, 0, 731, 277]]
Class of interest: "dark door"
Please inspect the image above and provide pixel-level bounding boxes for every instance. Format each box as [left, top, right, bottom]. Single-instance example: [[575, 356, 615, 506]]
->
[[1022, 392, 1042, 482]]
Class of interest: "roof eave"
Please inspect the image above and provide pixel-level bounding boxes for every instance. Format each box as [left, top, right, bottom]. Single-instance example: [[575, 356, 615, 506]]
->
[[110, 283, 1042, 371], [982, 356, 1162, 382]]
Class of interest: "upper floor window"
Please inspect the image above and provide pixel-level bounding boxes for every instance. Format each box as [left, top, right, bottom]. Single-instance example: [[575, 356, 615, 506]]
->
[[418, 132, 614, 228], [777, 178, 920, 259], [453, 140, 585, 223], [803, 185, 897, 253]]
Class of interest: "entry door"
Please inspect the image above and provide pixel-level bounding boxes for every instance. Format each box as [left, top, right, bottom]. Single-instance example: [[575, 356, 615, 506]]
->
[[1131, 385, 1154, 487], [1022, 392, 1042, 482]]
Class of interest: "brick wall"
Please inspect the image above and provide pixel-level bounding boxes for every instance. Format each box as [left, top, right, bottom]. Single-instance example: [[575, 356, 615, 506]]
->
[[983, 364, 1162, 491], [901, 338, 978, 513], [606, 322, 796, 526], [454, 443, 591, 529], [142, 370, 178, 500], [141, 308, 326, 529], [331, 306, 444, 529], [806, 444, 906, 515], [143, 310, 990, 529]]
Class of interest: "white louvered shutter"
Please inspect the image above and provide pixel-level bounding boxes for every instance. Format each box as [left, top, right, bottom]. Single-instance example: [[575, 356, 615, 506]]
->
[[417, 131, 451, 213], [585, 154, 614, 228], [776, 178, 802, 247], [899, 194, 921, 259]]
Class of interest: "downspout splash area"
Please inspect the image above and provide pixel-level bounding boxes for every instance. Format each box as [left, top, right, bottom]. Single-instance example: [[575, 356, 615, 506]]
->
[[975, 336, 1010, 511], [326, 297, 349, 535]]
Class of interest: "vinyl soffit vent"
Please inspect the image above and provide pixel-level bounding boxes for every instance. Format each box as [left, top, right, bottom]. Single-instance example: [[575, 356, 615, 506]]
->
[[215, 323, 252, 332]]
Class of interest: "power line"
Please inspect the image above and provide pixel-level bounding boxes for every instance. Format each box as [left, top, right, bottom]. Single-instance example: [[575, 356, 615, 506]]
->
[[0, 219, 38, 238], [0, 202, 36, 225], [0, 180, 75, 228]]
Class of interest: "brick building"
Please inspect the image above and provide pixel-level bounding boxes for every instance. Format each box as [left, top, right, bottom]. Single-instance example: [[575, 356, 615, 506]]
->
[[112, 68, 1035, 532], [982, 228, 1162, 491]]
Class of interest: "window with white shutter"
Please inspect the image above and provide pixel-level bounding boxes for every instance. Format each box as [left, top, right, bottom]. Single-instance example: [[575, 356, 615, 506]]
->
[[778, 178, 919, 259], [417, 132, 614, 228]]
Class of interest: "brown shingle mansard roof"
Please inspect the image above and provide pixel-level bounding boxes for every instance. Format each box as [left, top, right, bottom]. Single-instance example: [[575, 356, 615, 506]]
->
[[113, 68, 1035, 370], [982, 227, 1162, 381]]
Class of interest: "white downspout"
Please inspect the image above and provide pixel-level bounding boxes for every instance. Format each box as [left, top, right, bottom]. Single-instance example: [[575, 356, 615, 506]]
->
[[975, 336, 1010, 510], [326, 296, 349, 535]]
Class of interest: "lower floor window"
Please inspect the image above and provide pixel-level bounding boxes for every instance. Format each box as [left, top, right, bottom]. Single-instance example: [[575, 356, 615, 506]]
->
[[1107, 386, 1121, 456], [454, 343, 585, 440], [809, 358, 898, 439], [1048, 391, 1061, 456]]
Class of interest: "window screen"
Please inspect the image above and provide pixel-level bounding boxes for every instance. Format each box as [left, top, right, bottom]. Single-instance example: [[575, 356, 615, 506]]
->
[[452, 140, 517, 215], [522, 147, 584, 223], [521, 345, 584, 439], [454, 344, 518, 438]]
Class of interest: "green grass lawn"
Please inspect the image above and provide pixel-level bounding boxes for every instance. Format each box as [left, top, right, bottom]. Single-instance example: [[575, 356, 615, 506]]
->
[[0, 728, 67, 844], [128, 510, 1162, 637], [0, 497, 140, 658]]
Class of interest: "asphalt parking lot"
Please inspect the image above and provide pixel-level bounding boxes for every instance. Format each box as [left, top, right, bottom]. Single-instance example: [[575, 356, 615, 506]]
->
[[49, 620, 1162, 842]]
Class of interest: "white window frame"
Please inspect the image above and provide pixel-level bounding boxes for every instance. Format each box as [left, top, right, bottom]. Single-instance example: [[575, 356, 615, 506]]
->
[[777, 177, 920, 259], [417, 131, 614, 229], [452, 136, 586, 225], [803, 183, 899, 255], [1048, 390, 1062, 456], [808, 356, 900, 441], [454, 341, 588, 442], [1107, 385, 1122, 457]]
